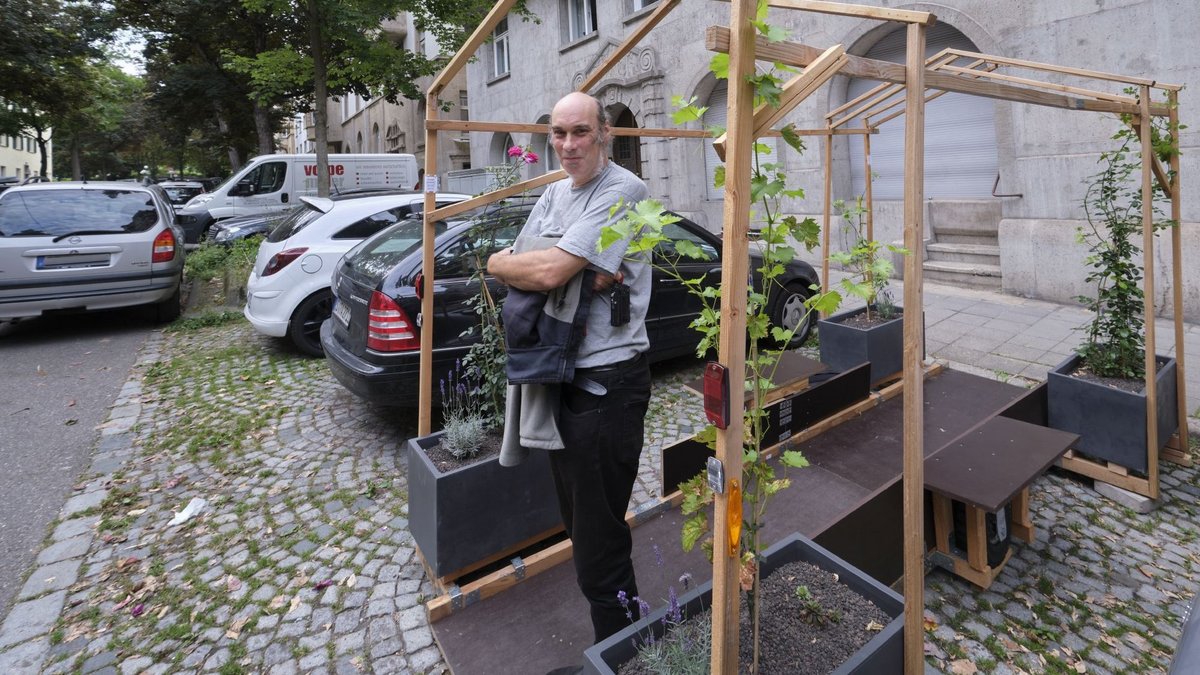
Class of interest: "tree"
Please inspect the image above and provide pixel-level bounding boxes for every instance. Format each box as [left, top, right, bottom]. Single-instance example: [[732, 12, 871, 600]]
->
[[231, 0, 529, 196]]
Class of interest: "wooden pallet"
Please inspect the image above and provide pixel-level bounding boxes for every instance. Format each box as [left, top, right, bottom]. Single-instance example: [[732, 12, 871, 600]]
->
[[1060, 449, 1159, 499]]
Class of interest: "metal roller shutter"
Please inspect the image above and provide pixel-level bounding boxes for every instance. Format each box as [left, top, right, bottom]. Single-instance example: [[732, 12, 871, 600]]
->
[[846, 23, 998, 200]]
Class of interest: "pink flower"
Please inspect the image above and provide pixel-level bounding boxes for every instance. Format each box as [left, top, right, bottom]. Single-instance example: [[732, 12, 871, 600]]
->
[[523, 151, 539, 164], [507, 146, 524, 158]]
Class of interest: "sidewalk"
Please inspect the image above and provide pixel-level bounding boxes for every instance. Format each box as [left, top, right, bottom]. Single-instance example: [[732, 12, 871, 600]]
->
[[0, 281, 1195, 674]]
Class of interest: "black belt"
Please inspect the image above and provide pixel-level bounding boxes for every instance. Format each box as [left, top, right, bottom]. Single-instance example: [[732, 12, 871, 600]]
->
[[575, 352, 645, 374]]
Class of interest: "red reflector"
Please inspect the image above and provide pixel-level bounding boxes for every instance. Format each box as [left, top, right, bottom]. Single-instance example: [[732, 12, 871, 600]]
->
[[366, 291, 419, 351], [263, 247, 308, 276], [152, 229, 176, 263], [414, 272, 424, 301]]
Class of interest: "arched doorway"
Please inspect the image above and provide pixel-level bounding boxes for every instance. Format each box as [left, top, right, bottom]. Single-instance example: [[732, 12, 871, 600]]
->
[[610, 106, 642, 178], [845, 22, 998, 199]]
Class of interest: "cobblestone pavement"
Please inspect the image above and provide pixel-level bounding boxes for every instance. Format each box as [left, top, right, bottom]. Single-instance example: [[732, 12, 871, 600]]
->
[[0, 314, 1197, 674]]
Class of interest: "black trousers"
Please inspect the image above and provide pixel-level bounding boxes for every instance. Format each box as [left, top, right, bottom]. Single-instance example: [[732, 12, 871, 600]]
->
[[550, 354, 651, 644]]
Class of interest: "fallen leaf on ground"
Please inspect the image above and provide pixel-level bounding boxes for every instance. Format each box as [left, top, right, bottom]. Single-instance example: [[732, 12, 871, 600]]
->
[[314, 579, 334, 591], [344, 574, 357, 588], [923, 617, 939, 631], [226, 616, 249, 640], [113, 595, 133, 611], [865, 620, 884, 632], [1139, 565, 1155, 579], [127, 509, 146, 517], [288, 595, 302, 614], [949, 659, 977, 674], [226, 575, 242, 592], [1074, 661, 1087, 673]]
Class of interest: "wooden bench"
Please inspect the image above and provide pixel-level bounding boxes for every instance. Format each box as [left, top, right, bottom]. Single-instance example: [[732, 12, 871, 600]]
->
[[925, 415, 1079, 588]]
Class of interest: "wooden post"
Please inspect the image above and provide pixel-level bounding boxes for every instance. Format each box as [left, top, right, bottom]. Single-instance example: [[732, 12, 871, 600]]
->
[[1168, 89, 1189, 463], [711, 1, 756, 672], [1139, 87, 1160, 498], [863, 118, 874, 244], [901, 21, 927, 675], [419, 92, 440, 437], [821, 131, 833, 301]]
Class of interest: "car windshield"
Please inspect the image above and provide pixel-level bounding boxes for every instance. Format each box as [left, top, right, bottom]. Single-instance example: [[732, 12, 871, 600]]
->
[[162, 186, 204, 205], [266, 205, 321, 242], [343, 218, 432, 281], [0, 189, 159, 238]]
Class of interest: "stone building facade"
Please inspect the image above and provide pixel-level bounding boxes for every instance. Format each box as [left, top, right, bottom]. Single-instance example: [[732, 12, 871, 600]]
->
[[463, 0, 1199, 319]]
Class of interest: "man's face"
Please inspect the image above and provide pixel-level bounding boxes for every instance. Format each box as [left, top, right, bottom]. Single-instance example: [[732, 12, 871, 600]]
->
[[550, 96, 607, 186]]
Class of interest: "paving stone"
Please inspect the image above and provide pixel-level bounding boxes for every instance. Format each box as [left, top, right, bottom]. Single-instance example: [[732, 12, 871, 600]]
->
[[61, 489, 107, 517], [119, 655, 153, 675], [18, 559, 83, 600], [52, 516, 100, 542], [0, 591, 66, 648], [335, 630, 364, 655], [82, 650, 117, 673], [0, 637, 50, 673]]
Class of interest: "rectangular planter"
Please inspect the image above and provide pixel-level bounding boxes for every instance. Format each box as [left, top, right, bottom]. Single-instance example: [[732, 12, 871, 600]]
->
[[582, 533, 904, 674], [818, 305, 906, 385], [407, 431, 562, 580], [1046, 353, 1179, 475]]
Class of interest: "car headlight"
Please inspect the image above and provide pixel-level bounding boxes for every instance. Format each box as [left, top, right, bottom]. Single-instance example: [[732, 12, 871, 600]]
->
[[184, 194, 213, 208], [214, 228, 235, 243]]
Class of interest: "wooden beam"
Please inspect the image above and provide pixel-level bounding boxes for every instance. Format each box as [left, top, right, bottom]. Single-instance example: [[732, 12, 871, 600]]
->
[[863, 118, 874, 244], [820, 132, 832, 305], [578, 0, 681, 93], [827, 50, 955, 120], [716, 0, 936, 25], [425, 119, 870, 138], [429, 0, 519, 97], [865, 63, 996, 128], [1139, 89, 1160, 501], [901, 22, 927, 675], [1168, 90, 1190, 469], [711, 2, 756, 672], [418, 92, 440, 436], [943, 48, 1163, 90], [427, 170, 566, 223], [935, 63, 1137, 104], [827, 53, 965, 128], [705, 27, 1171, 116], [712, 44, 847, 159]]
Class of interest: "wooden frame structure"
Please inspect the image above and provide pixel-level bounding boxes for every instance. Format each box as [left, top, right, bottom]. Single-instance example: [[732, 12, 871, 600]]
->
[[418, 1, 1186, 672]]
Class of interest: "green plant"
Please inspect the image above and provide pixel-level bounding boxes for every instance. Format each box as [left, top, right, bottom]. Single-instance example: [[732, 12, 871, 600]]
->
[[602, 11, 842, 668], [794, 584, 841, 626], [1075, 99, 1180, 379], [829, 195, 905, 322], [184, 238, 260, 284]]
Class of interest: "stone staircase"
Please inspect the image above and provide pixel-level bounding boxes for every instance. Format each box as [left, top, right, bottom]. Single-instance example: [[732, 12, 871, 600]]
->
[[923, 201, 1003, 290]]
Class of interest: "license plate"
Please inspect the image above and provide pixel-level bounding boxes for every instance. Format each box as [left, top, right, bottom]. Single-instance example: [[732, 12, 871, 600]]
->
[[332, 300, 351, 327], [37, 253, 110, 270]]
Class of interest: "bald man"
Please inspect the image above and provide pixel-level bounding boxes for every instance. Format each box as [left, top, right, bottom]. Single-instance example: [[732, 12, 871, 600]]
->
[[489, 92, 651, 645]]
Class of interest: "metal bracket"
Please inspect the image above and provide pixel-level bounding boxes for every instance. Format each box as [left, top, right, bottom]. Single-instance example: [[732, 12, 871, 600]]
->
[[448, 584, 480, 612], [926, 550, 956, 573], [511, 556, 526, 581]]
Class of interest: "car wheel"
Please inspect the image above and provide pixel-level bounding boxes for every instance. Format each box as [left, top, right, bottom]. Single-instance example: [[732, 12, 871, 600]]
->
[[769, 281, 814, 348], [152, 284, 183, 323], [288, 289, 333, 357]]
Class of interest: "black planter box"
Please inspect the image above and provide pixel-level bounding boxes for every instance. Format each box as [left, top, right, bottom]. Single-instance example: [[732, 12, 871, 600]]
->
[[582, 533, 904, 674], [407, 431, 562, 580], [1046, 353, 1179, 474], [818, 305, 906, 385]]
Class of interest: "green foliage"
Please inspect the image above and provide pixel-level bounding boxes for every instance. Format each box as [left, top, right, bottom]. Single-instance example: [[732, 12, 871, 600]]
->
[[794, 585, 842, 626], [439, 361, 488, 460], [165, 311, 244, 333], [1076, 99, 1180, 379], [184, 238, 261, 284], [829, 196, 906, 321]]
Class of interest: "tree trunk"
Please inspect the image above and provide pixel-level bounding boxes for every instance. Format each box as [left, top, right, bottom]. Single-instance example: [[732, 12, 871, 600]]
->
[[253, 103, 273, 155], [307, 0, 330, 198], [33, 128, 49, 178], [215, 105, 241, 170], [70, 135, 82, 180]]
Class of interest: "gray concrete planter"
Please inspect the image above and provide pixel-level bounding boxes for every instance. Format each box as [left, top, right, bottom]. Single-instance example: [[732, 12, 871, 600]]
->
[[582, 533, 903, 675], [1046, 353, 1179, 475], [818, 305, 905, 385], [407, 431, 561, 580]]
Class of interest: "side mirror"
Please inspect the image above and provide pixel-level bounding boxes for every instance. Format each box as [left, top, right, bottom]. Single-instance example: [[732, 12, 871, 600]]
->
[[230, 182, 253, 197]]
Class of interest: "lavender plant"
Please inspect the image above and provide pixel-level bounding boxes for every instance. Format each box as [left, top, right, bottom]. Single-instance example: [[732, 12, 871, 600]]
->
[[438, 360, 487, 459]]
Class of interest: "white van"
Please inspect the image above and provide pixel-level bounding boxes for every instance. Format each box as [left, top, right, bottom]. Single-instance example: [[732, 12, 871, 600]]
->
[[176, 153, 418, 243]]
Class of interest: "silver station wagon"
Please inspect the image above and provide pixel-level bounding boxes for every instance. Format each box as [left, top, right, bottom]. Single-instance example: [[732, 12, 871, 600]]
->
[[0, 181, 186, 323]]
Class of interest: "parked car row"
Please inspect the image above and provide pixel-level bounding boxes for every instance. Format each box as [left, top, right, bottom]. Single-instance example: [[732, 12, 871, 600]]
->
[[0, 181, 185, 323], [317, 200, 820, 407]]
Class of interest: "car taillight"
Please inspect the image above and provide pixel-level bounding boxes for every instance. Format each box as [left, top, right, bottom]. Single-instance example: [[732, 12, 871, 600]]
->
[[366, 291, 419, 352], [262, 247, 308, 276], [152, 229, 176, 263]]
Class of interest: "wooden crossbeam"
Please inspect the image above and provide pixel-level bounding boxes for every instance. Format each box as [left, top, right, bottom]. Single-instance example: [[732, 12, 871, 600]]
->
[[943, 48, 1179, 91], [712, 44, 848, 159], [705, 27, 1172, 117], [716, 0, 935, 25], [865, 62, 995, 128], [425, 119, 871, 138], [578, 0, 681, 93], [935, 63, 1137, 104], [427, 171, 566, 222]]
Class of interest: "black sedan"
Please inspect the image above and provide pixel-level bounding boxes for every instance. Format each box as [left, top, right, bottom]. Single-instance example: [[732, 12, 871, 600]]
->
[[321, 201, 820, 407]]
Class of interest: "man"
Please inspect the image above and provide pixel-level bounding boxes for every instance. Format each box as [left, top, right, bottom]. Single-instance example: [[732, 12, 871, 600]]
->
[[487, 92, 651, 643]]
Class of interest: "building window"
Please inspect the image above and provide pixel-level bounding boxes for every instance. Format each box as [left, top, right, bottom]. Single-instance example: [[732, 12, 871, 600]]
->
[[0, 136, 7, 148], [458, 91, 469, 121], [386, 124, 402, 153], [372, 124, 381, 153], [492, 17, 510, 78], [631, 0, 657, 11], [566, 0, 597, 42]]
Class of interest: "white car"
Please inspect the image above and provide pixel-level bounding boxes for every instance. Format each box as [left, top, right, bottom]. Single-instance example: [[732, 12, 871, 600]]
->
[[244, 191, 468, 355]]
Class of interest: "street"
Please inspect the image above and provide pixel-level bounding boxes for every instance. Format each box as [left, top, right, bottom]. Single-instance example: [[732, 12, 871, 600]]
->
[[0, 309, 152, 617]]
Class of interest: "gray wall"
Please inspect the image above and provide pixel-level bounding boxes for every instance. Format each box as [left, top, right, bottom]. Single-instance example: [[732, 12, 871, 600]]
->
[[465, 0, 1199, 319]]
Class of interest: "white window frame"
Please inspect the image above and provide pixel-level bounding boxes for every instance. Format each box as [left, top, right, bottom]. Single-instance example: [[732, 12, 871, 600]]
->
[[492, 17, 510, 78], [632, 0, 657, 11], [567, 0, 596, 42]]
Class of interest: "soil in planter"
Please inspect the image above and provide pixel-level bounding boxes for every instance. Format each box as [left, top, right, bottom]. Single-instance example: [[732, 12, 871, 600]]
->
[[618, 559, 891, 675], [834, 310, 902, 330], [423, 430, 503, 473], [1068, 359, 1163, 395]]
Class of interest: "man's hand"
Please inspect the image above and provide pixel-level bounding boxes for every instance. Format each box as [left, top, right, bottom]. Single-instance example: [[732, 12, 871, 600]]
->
[[592, 270, 624, 293], [486, 245, 589, 292]]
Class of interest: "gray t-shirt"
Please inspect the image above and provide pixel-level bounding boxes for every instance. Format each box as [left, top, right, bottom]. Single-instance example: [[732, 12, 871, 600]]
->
[[518, 162, 650, 367]]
